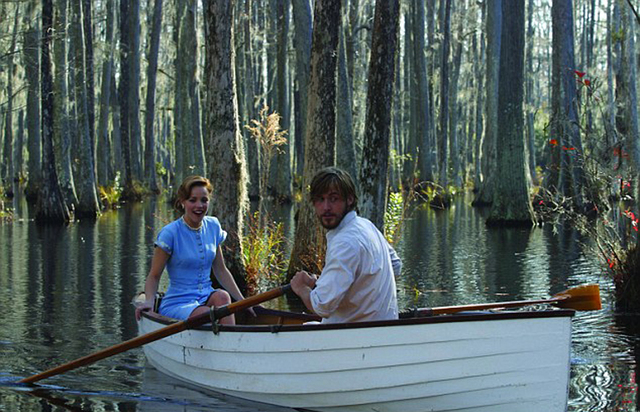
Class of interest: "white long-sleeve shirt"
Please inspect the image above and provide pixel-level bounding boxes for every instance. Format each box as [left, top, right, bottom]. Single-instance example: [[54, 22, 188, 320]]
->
[[310, 211, 401, 324]]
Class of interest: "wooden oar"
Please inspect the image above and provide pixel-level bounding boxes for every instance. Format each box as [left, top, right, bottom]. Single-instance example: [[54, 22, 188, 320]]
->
[[19, 284, 292, 384], [422, 284, 601, 316]]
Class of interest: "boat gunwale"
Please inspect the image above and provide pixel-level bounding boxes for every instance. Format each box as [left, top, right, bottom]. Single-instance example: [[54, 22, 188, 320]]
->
[[141, 307, 575, 333]]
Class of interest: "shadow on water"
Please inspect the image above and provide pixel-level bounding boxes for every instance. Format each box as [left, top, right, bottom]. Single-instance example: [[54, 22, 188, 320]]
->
[[0, 192, 636, 411]]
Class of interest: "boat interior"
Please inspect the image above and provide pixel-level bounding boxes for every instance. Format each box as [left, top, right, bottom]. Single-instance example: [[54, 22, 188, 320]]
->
[[136, 292, 574, 332]]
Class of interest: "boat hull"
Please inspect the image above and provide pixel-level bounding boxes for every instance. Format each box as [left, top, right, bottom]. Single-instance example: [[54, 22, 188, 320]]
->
[[139, 309, 573, 412]]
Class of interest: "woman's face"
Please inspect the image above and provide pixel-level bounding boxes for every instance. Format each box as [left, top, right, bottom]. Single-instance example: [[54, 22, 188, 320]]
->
[[182, 185, 210, 228]]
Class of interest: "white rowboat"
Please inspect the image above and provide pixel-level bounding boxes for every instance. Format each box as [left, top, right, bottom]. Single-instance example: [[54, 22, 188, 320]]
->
[[138, 307, 574, 412]]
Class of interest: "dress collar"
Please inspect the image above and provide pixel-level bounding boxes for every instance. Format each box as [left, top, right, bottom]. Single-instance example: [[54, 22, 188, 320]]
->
[[181, 216, 203, 232]]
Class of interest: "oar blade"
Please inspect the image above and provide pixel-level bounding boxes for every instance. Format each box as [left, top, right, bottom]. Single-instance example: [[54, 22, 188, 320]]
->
[[554, 284, 601, 311]]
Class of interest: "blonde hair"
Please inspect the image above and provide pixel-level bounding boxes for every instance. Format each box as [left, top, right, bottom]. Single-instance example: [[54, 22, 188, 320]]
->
[[174, 176, 213, 213]]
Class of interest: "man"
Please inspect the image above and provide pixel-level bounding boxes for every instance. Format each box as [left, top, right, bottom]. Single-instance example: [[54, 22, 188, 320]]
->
[[291, 167, 402, 323]]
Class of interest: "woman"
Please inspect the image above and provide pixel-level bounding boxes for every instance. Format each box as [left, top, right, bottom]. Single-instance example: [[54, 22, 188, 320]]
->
[[135, 175, 248, 324]]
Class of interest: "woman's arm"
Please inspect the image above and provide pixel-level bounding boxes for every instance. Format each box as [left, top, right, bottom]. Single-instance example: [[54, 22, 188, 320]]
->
[[135, 247, 170, 320], [212, 245, 245, 302]]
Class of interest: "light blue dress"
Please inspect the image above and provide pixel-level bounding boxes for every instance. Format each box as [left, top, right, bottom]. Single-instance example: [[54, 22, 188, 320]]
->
[[155, 216, 227, 320]]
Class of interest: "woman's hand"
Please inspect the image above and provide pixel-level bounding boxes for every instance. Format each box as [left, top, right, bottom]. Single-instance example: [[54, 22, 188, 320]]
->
[[135, 300, 154, 321]]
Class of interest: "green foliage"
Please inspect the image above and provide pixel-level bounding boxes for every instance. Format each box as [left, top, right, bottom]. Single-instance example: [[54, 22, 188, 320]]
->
[[242, 212, 288, 293], [611, 27, 625, 44], [155, 162, 167, 178], [0, 188, 13, 222], [98, 172, 123, 209], [384, 192, 405, 245], [390, 149, 412, 172]]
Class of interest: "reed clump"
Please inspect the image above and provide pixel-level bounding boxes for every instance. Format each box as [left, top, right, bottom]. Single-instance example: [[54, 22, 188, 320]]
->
[[99, 173, 124, 209], [245, 104, 288, 202], [0, 187, 12, 222], [241, 211, 288, 295]]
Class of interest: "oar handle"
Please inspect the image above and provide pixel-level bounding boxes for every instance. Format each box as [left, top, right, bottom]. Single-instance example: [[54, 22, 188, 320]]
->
[[211, 284, 292, 320], [19, 284, 291, 384]]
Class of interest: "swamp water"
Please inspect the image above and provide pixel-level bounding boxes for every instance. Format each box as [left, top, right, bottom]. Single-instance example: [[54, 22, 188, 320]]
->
[[0, 193, 636, 411]]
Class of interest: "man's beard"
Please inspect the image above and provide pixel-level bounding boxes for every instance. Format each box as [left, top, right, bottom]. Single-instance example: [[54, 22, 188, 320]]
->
[[319, 211, 345, 230]]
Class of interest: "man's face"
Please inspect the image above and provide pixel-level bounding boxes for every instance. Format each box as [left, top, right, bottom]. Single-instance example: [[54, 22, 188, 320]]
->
[[313, 187, 354, 230]]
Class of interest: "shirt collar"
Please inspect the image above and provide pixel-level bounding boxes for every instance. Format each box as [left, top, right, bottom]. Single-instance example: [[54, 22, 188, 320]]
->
[[327, 210, 357, 239]]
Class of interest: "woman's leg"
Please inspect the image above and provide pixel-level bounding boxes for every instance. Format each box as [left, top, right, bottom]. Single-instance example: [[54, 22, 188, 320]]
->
[[189, 290, 235, 325]]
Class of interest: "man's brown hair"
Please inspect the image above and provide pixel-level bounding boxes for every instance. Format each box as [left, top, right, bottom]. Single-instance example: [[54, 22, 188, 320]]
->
[[309, 167, 358, 211]]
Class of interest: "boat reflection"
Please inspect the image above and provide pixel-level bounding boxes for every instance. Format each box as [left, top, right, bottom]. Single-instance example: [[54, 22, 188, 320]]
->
[[139, 366, 295, 412]]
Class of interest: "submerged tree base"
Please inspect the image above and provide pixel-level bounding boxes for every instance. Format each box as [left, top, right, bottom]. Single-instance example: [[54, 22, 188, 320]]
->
[[429, 193, 452, 209], [613, 245, 640, 314]]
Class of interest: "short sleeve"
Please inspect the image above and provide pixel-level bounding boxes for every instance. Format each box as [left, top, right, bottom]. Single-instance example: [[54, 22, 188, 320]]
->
[[155, 224, 174, 255], [211, 217, 227, 246]]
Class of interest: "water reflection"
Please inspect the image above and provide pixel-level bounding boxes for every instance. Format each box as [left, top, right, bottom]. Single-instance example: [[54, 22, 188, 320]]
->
[[0, 193, 636, 411], [139, 367, 294, 412]]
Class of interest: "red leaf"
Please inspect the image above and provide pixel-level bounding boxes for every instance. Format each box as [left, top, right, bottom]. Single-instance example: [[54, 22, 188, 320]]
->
[[549, 139, 558, 146], [562, 146, 576, 151], [574, 70, 586, 78], [584, 79, 591, 86]]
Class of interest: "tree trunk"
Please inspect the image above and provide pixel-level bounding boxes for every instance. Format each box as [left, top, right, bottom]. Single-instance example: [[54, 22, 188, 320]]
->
[[287, 0, 341, 279], [448, 3, 464, 189], [607, 0, 617, 147], [436, 0, 452, 199], [336, 21, 357, 184], [110, 70, 122, 183], [359, 0, 401, 231], [24, 4, 43, 201], [15, 111, 24, 180], [413, 0, 434, 183], [119, 0, 135, 196], [549, 0, 585, 209], [174, 0, 205, 186], [82, 0, 96, 174], [53, 0, 78, 207], [525, 0, 537, 184], [2, 5, 19, 184], [36, 0, 71, 223], [272, 0, 293, 200], [473, 5, 485, 191], [203, 0, 248, 292], [473, 0, 501, 207], [402, 9, 416, 186], [187, 2, 206, 177], [70, 0, 101, 219], [616, 0, 640, 199], [486, 0, 534, 226], [292, 0, 313, 180], [128, 0, 143, 181], [97, 0, 115, 187], [242, 0, 260, 200], [144, 0, 163, 193]]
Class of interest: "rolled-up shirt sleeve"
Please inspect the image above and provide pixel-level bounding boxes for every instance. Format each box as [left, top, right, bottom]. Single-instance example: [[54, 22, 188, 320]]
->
[[310, 241, 358, 318]]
